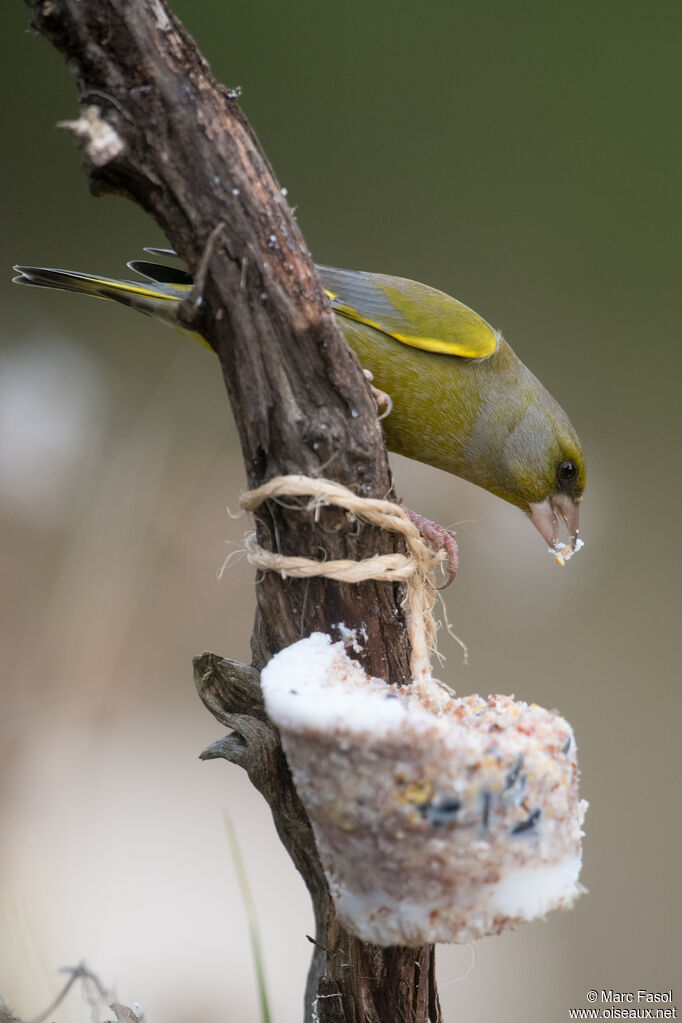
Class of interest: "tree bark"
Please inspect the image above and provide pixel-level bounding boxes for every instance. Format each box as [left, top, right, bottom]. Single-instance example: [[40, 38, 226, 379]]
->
[[23, 1, 441, 1018]]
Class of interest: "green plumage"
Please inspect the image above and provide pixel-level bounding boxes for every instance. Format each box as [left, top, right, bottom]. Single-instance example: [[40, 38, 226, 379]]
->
[[13, 253, 585, 558]]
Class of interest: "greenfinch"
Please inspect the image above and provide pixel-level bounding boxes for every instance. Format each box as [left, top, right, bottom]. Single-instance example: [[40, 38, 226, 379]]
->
[[13, 253, 585, 562]]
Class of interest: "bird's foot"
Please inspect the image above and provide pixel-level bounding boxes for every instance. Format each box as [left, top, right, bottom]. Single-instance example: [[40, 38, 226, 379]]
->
[[403, 509, 459, 587], [363, 369, 393, 420]]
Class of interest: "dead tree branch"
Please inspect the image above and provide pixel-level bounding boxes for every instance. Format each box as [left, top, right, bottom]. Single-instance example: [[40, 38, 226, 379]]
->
[[22, 1, 440, 1018]]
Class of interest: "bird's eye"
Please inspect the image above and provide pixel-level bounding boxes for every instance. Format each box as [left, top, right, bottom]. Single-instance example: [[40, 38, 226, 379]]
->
[[557, 460, 578, 483]]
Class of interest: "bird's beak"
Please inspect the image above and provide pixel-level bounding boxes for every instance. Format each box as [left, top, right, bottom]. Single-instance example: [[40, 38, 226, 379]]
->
[[528, 494, 582, 553]]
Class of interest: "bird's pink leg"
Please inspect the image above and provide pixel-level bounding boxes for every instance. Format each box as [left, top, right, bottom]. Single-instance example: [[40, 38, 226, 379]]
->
[[360, 372, 455, 581], [404, 509, 459, 586], [363, 369, 393, 420]]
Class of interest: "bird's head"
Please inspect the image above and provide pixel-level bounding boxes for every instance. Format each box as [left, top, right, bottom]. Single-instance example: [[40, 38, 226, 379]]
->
[[527, 450, 585, 560], [495, 399, 586, 562]]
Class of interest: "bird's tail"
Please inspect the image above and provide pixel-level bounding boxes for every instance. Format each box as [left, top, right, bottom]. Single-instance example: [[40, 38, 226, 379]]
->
[[13, 254, 211, 347]]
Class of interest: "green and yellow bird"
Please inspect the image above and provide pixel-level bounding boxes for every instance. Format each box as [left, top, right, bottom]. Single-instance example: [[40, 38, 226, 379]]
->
[[13, 252, 585, 563]]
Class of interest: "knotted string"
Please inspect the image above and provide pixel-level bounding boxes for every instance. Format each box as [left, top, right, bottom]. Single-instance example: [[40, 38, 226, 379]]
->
[[240, 475, 444, 679]]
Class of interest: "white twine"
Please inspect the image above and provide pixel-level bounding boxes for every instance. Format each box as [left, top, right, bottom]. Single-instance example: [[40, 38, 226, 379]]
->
[[239, 474, 445, 679]]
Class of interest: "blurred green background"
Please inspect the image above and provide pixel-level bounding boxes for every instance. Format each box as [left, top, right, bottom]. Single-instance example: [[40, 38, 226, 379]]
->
[[1, 2, 680, 1020]]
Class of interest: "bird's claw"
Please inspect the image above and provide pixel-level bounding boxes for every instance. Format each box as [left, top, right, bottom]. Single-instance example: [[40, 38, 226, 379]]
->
[[363, 369, 393, 420], [403, 509, 459, 587]]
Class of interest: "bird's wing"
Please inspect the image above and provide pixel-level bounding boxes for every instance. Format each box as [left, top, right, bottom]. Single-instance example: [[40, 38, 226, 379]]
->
[[316, 266, 499, 359], [64, 252, 498, 360]]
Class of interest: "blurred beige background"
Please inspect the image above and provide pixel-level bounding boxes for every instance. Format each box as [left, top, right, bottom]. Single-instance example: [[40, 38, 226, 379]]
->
[[1, 2, 680, 1021]]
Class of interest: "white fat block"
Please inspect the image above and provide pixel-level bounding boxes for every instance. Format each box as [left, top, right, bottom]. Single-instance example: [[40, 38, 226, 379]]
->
[[261, 633, 587, 947]]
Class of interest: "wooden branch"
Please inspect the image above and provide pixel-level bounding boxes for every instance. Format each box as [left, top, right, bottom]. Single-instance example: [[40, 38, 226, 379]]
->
[[23, 1, 440, 1018]]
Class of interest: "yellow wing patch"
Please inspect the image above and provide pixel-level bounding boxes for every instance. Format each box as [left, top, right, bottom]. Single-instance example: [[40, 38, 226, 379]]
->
[[323, 273, 498, 360]]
